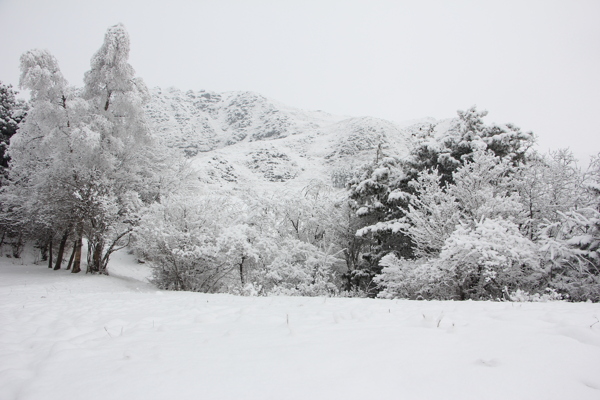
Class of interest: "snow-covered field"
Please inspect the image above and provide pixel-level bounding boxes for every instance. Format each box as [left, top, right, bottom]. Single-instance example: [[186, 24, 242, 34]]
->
[[1, 252, 600, 400]]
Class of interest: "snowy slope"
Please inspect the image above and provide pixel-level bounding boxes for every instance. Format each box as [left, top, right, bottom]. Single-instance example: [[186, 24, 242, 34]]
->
[[2, 256, 600, 400], [145, 87, 438, 190]]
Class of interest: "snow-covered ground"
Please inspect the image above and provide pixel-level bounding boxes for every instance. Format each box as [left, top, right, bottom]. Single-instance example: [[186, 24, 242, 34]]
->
[[1, 252, 600, 400]]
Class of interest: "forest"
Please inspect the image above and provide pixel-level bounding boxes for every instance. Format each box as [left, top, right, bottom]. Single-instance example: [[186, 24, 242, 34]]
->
[[1, 24, 598, 302]]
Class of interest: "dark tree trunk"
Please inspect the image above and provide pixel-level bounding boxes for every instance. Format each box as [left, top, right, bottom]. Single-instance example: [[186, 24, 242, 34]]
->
[[71, 235, 83, 274], [87, 239, 104, 274], [239, 256, 246, 286], [47, 235, 53, 269], [66, 242, 76, 271], [95, 241, 103, 272], [54, 228, 70, 270]]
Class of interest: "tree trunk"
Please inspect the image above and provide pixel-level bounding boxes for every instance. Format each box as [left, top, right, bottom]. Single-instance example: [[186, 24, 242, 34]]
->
[[239, 256, 246, 286], [71, 234, 83, 274], [54, 228, 70, 270], [92, 240, 104, 273], [86, 238, 104, 274], [47, 235, 53, 269], [66, 242, 76, 271]]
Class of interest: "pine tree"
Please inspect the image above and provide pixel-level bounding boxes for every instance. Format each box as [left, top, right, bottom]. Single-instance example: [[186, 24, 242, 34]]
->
[[405, 106, 534, 185], [0, 82, 27, 178], [344, 154, 412, 294]]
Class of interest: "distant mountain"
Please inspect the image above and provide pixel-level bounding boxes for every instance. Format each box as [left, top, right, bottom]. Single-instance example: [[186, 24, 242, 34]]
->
[[145, 87, 453, 190]]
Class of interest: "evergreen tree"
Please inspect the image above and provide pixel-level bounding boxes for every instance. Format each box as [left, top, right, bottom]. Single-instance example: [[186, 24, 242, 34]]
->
[[0, 82, 27, 178], [405, 106, 534, 185], [344, 154, 412, 294]]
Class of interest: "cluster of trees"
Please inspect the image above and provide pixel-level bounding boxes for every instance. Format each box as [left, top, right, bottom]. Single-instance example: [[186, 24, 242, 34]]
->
[[346, 108, 600, 301], [1, 24, 597, 301], [0, 24, 179, 273], [132, 185, 343, 296], [0, 24, 346, 296]]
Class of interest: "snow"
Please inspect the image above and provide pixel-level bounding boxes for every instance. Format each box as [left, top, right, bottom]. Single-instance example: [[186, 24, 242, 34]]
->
[[146, 87, 415, 193], [2, 252, 600, 400]]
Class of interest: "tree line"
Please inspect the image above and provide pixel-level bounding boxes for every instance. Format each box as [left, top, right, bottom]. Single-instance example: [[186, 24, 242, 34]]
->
[[0, 24, 598, 301]]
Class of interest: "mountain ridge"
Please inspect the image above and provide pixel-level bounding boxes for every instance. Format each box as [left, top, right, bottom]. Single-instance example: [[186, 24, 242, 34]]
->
[[145, 87, 454, 190]]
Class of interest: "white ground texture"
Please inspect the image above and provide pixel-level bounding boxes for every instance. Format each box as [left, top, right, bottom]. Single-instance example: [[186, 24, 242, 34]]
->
[[2, 250, 600, 400]]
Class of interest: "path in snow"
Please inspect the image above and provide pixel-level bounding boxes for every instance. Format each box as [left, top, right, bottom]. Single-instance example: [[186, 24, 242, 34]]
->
[[1, 255, 600, 400]]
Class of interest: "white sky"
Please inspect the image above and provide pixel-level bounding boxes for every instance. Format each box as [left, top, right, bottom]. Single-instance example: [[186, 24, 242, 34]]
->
[[1, 0, 599, 163]]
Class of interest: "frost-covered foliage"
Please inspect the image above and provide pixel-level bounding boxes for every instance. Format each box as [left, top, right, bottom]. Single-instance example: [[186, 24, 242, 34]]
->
[[449, 152, 523, 221], [132, 185, 343, 296], [517, 150, 588, 239], [524, 151, 600, 301], [405, 106, 534, 185], [2, 25, 159, 274], [260, 238, 338, 296], [345, 154, 410, 294], [373, 147, 600, 301], [436, 218, 540, 300], [348, 155, 405, 221], [133, 195, 233, 292], [397, 152, 522, 258], [399, 170, 459, 257], [346, 108, 535, 297], [377, 218, 541, 301], [375, 254, 449, 300], [0, 82, 27, 177], [539, 208, 600, 301], [507, 288, 564, 302], [2, 32, 596, 304], [356, 108, 596, 301]]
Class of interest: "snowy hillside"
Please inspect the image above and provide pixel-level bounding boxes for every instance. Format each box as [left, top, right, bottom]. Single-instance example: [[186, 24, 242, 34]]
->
[[145, 87, 443, 189], [1, 256, 600, 400]]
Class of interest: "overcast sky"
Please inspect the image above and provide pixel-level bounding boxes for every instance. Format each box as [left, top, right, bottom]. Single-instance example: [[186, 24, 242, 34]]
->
[[1, 0, 598, 163]]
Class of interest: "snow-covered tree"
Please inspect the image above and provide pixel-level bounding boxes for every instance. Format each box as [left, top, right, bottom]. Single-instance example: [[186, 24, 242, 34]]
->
[[537, 154, 600, 301], [3, 25, 157, 274], [345, 107, 534, 296], [345, 155, 411, 294], [396, 169, 459, 257], [0, 82, 27, 178], [448, 151, 523, 222], [78, 23, 155, 274], [260, 238, 338, 296], [247, 186, 343, 295], [371, 152, 522, 259], [375, 253, 449, 300], [134, 184, 343, 296], [3, 49, 78, 267], [373, 152, 542, 299], [405, 106, 534, 185], [436, 218, 540, 300], [134, 195, 228, 292], [517, 150, 588, 239]]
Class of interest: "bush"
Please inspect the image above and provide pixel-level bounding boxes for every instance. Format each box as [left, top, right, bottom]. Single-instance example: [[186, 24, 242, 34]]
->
[[437, 218, 542, 299]]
